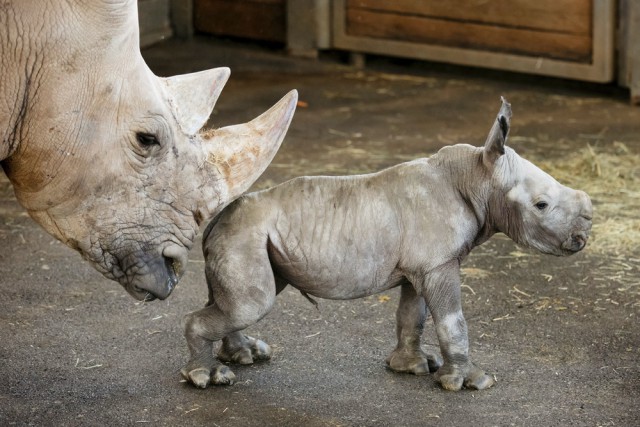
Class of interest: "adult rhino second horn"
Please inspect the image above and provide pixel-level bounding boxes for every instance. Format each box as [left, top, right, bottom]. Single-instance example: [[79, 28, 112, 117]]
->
[[163, 67, 231, 135], [201, 89, 298, 201]]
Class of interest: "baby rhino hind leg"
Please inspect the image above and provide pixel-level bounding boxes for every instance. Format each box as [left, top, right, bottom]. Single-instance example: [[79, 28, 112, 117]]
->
[[216, 277, 288, 366], [182, 243, 276, 389], [386, 282, 442, 375]]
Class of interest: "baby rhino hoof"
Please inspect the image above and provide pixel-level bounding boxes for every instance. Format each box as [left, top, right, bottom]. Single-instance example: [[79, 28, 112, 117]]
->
[[218, 335, 272, 365], [181, 365, 237, 389], [435, 363, 495, 391], [386, 349, 442, 375]]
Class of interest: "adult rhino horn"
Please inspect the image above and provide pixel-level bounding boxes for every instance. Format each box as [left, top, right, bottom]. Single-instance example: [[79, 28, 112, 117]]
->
[[483, 97, 512, 167], [163, 67, 231, 135], [202, 89, 298, 203]]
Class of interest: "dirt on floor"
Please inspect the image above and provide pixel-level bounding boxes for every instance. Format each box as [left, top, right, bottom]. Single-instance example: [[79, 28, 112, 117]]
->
[[1, 37, 639, 426]]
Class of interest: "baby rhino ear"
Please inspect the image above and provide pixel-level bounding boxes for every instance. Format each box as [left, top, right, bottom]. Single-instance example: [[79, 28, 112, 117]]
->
[[483, 97, 512, 167]]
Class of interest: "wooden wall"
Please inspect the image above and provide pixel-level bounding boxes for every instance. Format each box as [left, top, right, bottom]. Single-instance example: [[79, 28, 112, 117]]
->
[[194, 0, 286, 43], [345, 0, 593, 63], [138, 0, 173, 47]]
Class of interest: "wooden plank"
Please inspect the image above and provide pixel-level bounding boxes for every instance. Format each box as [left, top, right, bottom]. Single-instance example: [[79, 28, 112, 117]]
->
[[287, 0, 317, 57], [171, 0, 194, 38], [238, 0, 283, 3], [333, 0, 614, 83], [346, 8, 592, 62], [618, 0, 630, 86], [347, 0, 591, 36], [626, 0, 640, 103], [195, 0, 286, 43], [138, 0, 172, 47]]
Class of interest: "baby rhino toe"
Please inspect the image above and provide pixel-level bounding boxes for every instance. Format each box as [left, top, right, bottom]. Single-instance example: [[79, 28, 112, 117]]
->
[[218, 334, 272, 365], [211, 365, 236, 385], [181, 367, 211, 389], [181, 365, 236, 389], [463, 368, 495, 390], [437, 373, 465, 391], [435, 362, 495, 391], [386, 348, 442, 375]]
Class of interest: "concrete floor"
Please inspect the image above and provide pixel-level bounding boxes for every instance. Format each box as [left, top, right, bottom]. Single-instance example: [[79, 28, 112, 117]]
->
[[1, 36, 639, 426]]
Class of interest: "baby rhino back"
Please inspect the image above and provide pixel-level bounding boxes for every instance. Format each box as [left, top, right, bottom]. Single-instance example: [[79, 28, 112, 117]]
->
[[207, 159, 472, 300], [249, 173, 406, 299], [210, 174, 400, 299]]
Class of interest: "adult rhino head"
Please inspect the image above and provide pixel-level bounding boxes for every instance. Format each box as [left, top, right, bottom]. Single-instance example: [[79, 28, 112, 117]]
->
[[0, 0, 297, 300]]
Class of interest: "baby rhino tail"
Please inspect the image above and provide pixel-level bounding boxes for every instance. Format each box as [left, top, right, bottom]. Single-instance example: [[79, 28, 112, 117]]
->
[[300, 290, 320, 309]]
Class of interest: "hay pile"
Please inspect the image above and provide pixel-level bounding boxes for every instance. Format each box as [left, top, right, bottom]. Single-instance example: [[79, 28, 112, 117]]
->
[[534, 142, 640, 256]]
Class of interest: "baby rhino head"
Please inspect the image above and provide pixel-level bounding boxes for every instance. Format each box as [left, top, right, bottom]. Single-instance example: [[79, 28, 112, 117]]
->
[[484, 99, 593, 256], [502, 160, 593, 255]]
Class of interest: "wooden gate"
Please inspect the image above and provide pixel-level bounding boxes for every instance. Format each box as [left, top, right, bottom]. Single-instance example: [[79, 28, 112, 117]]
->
[[333, 0, 616, 82]]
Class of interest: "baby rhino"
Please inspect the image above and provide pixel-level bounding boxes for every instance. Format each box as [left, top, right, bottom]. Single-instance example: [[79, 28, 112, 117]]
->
[[182, 99, 592, 391]]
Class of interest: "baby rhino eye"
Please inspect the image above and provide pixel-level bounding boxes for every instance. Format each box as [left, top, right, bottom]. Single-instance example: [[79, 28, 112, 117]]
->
[[535, 201, 548, 210]]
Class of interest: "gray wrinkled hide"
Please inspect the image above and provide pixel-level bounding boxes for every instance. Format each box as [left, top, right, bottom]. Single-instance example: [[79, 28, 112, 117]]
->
[[0, 0, 297, 301], [183, 99, 593, 391]]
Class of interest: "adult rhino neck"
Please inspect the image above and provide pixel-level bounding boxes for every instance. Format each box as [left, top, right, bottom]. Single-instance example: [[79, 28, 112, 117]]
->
[[430, 144, 498, 247], [0, 2, 45, 162], [1, 0, 140, 204], [1, 0, 137, 163]]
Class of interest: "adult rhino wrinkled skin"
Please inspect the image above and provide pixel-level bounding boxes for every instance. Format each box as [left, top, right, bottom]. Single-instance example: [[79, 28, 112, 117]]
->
[[182, 99, 593, 391], [0, 0, 297, 300]]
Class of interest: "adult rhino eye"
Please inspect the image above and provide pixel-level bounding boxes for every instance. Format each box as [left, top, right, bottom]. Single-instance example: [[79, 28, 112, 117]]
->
[[136, 132, 160, 148], [535, 201, 548, 210]]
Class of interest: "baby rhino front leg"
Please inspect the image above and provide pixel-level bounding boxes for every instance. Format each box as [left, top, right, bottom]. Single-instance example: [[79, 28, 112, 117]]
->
[[181, 306, 236, 388], [432, 311, 494, 391], [182, 314, 273, 388], [422, 264, 495, 391], [182, 252, 277, 388]]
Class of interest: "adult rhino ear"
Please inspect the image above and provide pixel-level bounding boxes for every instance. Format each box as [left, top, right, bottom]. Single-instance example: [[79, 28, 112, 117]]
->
[[483, 97, 512, 168], [162, 67, 231, 135]]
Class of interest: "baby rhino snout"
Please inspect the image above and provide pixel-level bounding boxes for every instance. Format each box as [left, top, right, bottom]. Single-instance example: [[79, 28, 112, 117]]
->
[[562, 190, 592, 254]]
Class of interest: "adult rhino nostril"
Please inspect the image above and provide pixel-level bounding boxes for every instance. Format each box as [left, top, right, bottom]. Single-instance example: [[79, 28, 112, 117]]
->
[[127, 253, 185, 301], [162, 245, 188, 283], [164, 256, 180, 291]]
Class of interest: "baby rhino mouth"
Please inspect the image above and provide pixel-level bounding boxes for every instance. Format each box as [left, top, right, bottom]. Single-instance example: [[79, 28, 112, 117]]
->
[[561, 231, 589, 254]]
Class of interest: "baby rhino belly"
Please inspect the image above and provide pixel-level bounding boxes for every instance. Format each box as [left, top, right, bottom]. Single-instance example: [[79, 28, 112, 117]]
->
[[267, 226, 403, 300]]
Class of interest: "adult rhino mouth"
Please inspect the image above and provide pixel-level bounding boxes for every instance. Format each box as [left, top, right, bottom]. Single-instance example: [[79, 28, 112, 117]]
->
[[125, 247, 188, 301], [131, 257, 180, 301]]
